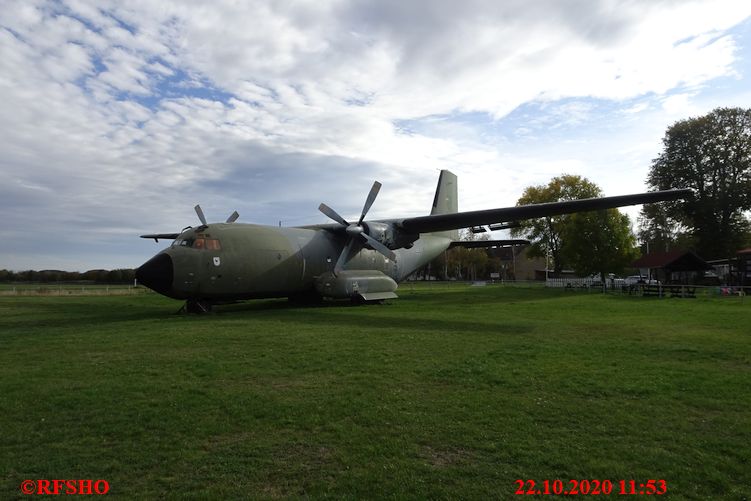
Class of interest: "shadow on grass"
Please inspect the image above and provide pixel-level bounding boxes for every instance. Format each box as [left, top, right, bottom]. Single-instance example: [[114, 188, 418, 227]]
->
[[216, 300, 535, 337], [1, 285, 588, 336]]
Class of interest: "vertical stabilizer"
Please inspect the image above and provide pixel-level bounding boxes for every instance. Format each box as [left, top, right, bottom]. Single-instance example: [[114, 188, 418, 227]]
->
[[430, 170, 459, 241]]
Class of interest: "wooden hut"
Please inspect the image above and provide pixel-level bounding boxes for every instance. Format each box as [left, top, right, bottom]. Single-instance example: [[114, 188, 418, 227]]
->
[[632, 250, 712, 284]]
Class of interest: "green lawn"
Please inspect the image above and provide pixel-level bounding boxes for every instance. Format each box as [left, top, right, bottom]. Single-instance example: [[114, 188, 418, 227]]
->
[[1, 285, 749, 499]]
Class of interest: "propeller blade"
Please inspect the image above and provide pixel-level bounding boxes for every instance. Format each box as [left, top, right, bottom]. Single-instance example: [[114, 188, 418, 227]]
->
[[319, 203, 349, 226], [334, 238, 361, 274], [360, 232, 396, 261], [326, 179, 391, 273], [194, 205, 208, 226], [358, 181, 381, 225], [226, 211, 239, 223]]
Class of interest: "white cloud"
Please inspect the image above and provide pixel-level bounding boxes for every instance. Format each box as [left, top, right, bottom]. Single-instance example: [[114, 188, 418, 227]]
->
[[661, 92, 700, 116]]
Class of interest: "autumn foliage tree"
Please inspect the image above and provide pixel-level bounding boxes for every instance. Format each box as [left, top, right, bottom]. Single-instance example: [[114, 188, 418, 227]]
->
[[562, 209, 639, 282], [512, 174, 638, 279], [510, 175, 601, 274]]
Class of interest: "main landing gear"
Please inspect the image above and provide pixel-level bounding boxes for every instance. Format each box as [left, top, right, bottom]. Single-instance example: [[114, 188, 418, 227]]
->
[[178, 299, 214, 314], [287, 291, 324, 306]]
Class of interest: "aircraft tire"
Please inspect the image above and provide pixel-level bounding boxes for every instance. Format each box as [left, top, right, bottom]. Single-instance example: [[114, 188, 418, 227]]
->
[[185, 299, 213, 314]]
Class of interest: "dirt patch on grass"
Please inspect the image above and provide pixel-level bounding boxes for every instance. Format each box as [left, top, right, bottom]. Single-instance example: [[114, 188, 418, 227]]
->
[[202, 431, 257, 452], [421, 445, 476, 468]]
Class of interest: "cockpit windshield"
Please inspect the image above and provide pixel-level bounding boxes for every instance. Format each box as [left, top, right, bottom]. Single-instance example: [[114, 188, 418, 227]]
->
[[171, 238, 221, 250]]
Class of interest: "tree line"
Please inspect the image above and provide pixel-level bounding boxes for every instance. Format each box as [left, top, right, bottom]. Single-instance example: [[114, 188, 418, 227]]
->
[[418, 231, 505, 281], [0, 269, 137, 284]]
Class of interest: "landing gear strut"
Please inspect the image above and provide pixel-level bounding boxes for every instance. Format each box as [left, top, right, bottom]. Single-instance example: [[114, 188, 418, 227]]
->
[[287, 291, 324, 306], [178, 299, 214, 314]]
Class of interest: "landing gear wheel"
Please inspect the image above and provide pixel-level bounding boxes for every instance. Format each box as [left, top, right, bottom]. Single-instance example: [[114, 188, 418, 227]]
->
[[288, 292, 324, 306], [180, 299, 213, 314]]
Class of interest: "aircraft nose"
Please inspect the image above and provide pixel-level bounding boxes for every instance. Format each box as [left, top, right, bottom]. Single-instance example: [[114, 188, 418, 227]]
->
[[136, 253, 174, 295]]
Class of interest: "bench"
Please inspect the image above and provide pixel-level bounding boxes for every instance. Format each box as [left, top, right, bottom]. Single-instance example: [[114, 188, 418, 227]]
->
[[640, 284, 696, 298], [667, 285, 696, 298]]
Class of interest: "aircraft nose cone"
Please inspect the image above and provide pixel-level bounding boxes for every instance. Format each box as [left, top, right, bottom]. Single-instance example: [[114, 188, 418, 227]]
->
[[136, 253, 174, 295]]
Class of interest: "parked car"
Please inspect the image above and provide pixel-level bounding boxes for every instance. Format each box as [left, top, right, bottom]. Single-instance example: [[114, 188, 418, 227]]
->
[[624, 275, 659, 285]]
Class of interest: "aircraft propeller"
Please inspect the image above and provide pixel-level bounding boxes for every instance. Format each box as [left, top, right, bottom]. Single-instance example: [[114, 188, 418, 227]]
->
[[319, 181, 396, 274], [194, 205, 208, 226], [194, 204, 240, 226]]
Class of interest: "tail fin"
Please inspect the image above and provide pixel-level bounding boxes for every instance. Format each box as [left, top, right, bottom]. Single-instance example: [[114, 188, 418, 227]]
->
[[430, 170, 459, 240]]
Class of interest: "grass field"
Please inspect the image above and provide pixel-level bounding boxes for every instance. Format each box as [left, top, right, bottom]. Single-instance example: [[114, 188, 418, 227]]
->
[[1, 285, 749, 499]]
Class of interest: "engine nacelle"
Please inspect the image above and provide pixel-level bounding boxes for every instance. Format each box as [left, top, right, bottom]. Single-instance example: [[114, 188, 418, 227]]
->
[[314, 270, 398, 301], [362, 222, 419, 250]]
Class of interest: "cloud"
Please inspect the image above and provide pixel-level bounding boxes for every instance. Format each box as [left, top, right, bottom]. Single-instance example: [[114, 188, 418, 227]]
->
[[1, 0, 750, 270]]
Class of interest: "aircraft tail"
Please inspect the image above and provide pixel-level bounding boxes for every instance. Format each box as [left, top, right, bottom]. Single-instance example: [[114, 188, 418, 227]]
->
[[430, 170, 459, 241]]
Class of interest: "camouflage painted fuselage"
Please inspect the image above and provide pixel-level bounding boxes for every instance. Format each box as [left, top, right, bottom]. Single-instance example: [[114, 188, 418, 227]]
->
[[147, 223, 450, 301]]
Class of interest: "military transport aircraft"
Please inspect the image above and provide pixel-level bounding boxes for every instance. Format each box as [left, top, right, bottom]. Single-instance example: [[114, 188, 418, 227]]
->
[[136, 171, 690, 312]]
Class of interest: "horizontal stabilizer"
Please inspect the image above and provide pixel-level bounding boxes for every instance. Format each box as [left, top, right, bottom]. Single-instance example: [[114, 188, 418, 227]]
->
[[449, 239, 530, 249], [488, 222, 520, 231]]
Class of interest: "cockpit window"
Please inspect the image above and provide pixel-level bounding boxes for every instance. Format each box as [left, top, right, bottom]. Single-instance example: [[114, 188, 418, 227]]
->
[[171, 238, 193, 248], [171, 237, 220, 250]]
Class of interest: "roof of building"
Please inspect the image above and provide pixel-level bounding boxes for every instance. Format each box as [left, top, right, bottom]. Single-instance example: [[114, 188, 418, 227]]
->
[[632, 249, 712, 271]]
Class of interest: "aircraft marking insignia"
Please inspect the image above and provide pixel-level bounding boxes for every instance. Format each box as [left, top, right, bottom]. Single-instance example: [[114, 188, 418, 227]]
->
[[213, 257, 221, 266]]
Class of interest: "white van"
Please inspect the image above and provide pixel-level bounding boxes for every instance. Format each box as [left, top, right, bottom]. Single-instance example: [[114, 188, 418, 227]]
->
[[624, 275, 659, 285]]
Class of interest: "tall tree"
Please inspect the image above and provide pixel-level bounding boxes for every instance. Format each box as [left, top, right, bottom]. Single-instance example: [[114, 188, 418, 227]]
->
[[642, 107, 751, 259], [510, 175, 601, 274], [637, 202, 683, 253], [561, 209, 639, 283]]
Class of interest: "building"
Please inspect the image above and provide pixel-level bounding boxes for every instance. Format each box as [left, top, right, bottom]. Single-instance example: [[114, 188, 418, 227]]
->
[[487, 245, 546, 281], [734, 248, 751, 286], [631, 250, 712, 284]]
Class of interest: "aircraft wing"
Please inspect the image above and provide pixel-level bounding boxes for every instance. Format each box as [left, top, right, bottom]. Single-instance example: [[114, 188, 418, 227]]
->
[[140, 233, 180, 242], [397, 189, 691, 234], [448, 239, 530, 249]]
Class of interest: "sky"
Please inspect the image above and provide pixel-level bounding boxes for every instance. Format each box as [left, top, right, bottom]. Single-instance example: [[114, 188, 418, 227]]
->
[[2, 0, 751, 271]]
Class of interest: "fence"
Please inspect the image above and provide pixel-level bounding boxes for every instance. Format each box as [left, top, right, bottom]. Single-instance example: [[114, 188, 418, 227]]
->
[[546, 277, 605, 289], [545, 278, 748, 301], [403, 278, 748, 301], [0, 284, 150, 296]]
